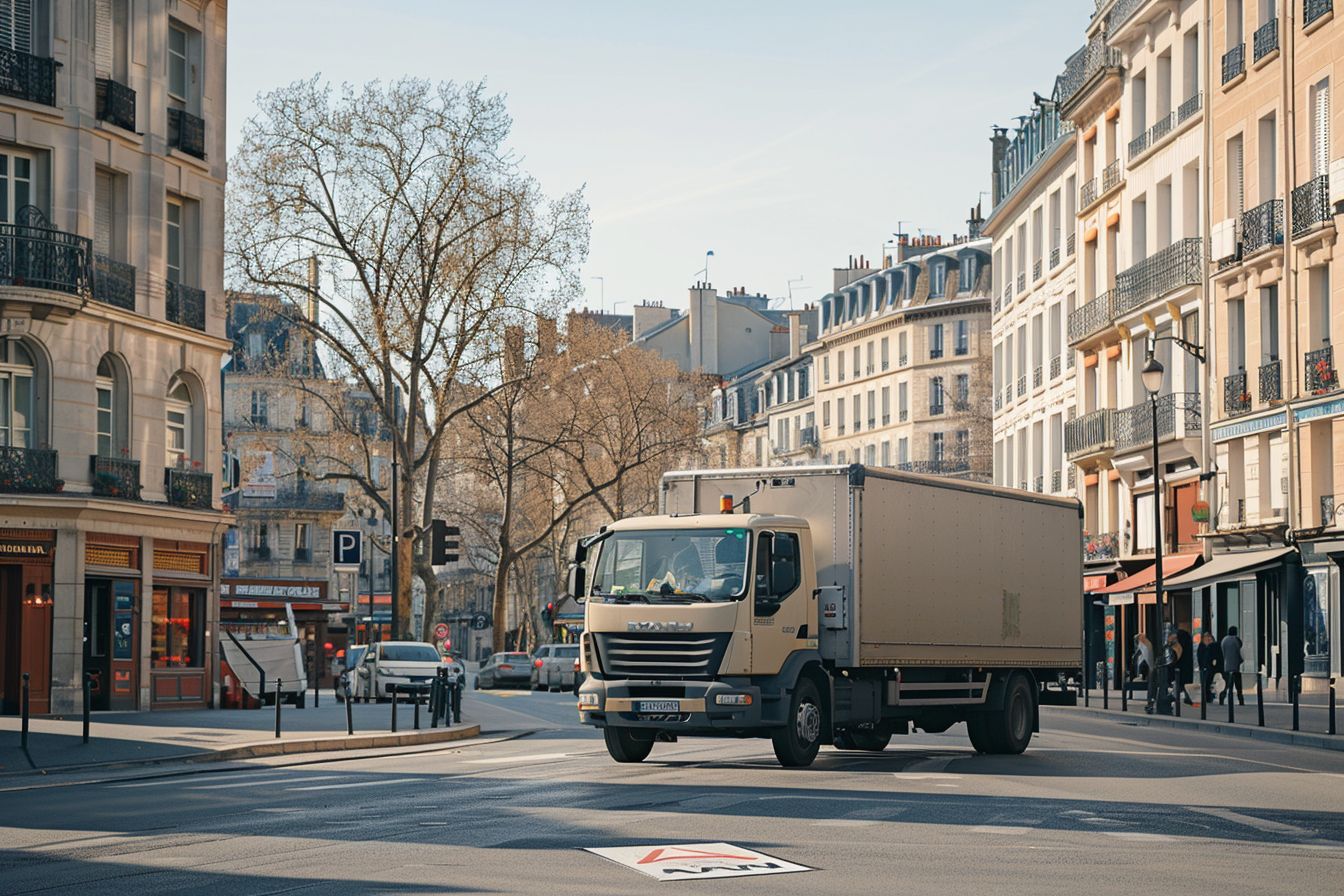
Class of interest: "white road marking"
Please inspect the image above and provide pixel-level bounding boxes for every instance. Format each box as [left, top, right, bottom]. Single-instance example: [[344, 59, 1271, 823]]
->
[[285, 778, 419, 791], [108, 773, 288, 789], [893, 773, 962, 780], [813, 819, 879, 827], [972, 826, 1033, 835], [190, 775, 345, 790], [464, 753, 571, 764], [1186, 806, 1314, 836], [1104, 832, 1175, 841]]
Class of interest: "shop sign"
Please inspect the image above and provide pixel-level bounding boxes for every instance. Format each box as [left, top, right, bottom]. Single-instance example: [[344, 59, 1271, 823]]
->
[[1191, 501, 1209, 523], [0, 537, 55, 561]]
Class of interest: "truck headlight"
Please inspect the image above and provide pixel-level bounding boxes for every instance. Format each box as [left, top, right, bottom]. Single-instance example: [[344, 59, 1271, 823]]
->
[[578, 693, 600, 708], [715, 694, 752, 706]]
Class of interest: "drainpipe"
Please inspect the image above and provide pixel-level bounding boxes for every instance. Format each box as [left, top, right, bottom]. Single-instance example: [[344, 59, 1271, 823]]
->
[[1282, 0, 1300, 542], [1200, 0, 1215, 556]]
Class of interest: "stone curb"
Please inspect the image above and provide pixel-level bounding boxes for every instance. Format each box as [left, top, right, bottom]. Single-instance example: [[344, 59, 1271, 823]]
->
[[1061, 706, 1344, 752]]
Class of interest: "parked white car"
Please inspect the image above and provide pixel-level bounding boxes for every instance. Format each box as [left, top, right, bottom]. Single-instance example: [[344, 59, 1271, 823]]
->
[[352, 641, 452, 702]]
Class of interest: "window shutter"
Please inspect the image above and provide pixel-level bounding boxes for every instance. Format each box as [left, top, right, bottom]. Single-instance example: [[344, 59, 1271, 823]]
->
[[1315, 79, 1330, 178], [94, 0, 113, 78], [1231, 136, 1244, 216], [94, 170, 112, 257], [0, 0, 32, 54]]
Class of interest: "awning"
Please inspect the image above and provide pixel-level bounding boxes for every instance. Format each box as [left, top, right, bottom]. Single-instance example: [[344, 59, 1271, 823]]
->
[[1163, 546, 1298, 591], [1092, 554, 1203, 604]]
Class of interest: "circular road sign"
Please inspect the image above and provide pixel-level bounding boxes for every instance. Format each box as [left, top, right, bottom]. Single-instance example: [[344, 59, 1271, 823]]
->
[[434, 622, 449, 640]]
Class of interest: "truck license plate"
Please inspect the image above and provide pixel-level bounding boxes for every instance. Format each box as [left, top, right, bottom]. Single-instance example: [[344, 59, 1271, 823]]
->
[[635, 700, 679, 712]]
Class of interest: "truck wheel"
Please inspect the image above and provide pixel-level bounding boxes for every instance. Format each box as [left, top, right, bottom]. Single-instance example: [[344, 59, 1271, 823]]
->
[[604, 727, 654, 763], [965, 714, 993, 753], [850, 732, 891, 752], [986, 674, 1034, 754], [772, 678, 822, 767]]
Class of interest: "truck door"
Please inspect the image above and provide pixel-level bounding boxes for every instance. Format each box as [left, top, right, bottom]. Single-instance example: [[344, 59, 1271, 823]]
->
[[751, 531, 810, 674]]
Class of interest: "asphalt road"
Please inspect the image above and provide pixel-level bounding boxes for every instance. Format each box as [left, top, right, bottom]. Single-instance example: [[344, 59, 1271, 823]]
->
[[3, 688, 1343, 895]]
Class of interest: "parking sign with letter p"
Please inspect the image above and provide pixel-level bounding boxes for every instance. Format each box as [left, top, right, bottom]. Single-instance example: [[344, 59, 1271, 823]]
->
[[332, 530, 362, 571]]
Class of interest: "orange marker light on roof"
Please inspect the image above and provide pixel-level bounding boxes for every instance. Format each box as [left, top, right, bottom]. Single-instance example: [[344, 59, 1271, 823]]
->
[[720, 495, 734, 513]]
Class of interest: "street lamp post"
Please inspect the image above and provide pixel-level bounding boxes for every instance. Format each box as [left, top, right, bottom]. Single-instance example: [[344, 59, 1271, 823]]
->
[[1142, 354, 1173, 715]]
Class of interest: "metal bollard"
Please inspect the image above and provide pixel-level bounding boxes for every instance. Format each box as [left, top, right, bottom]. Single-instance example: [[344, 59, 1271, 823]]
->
[[1256, 674, 1264, 727], [1292, 674, 1300, 732], [275, 677, 283, 738], [314, 682, 319, 709], [452, 678, 462, 724], [345, 681, 354, 735], [1229, 676, 1235, 724], [391, 685, 398, 733], [413, 688, 421, 730], [1174, 668, 1182, 718], [429, 678, 440, 729], [1200, 668, 1207, 721], [1330, 680, 1336, 736], [83, 672, 92, 744], [21, 672, 30, 750]]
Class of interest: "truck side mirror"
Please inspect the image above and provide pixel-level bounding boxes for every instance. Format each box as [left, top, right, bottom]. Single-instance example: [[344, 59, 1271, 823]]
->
[[565, 564, 587, 604]]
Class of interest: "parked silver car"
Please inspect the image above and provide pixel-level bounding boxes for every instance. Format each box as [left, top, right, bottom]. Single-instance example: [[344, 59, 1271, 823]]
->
[[530, 643, 581, 692], [475, 652, 533, 690], [352, 641, 451, 702]]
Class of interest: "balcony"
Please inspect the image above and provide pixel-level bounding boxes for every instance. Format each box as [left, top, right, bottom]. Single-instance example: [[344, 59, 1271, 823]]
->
[[1128, 128, 1150, 161], [1292, 176, 1331, 239], [1259, 359, 1282, 402], [166, 280, 206, 331], [895, 458, 974, 477], [952, 398, 972, 413], [1113, 392, 1202, 453], [1065, 408, 1115, 459], [1102, 159, 1123, 194], [1113, 238, 1203, 317], [1083, 531, 1120, 563], [165, 467, 213, 510], [1003, 385, 1013, 406], [1241, 198, 1283, 255], [249, 546, 273, 562], [899, 409, 908, 422], [1068, 290, 1114, 345], [1067, 232, 1076, 256], [1033, 259, 1043, 281], [1034, 475, 1044, 493], [238, 487, 345, 512], [1055, 35, 1123, 115], [1306, 344, 1339, 395], [0, 209, 93, 298], [95, 78, 136, 132], [168, 107, 206, 159], [1050, 355, 1061, 379], [1253, 18, 1279, 62], [0, 46, 56, 106], [1017, 375, 1027, 396], [1224, 371, 1252, 417], [1305, 0, 1334, 29], [0, 446, 62, 494], [929, 403, 945, 416], [1080, 178, 1099, 209], [898, 354, 908, 367], [881, 413, 890, 426], [92, 254, 136, 311], [867, 417, 876, 430], [294, 548, 311, 563], [1222, 43, 1246, 84], [1069, 465, 1076, 488], [1050, 246, 1060, 269], [90, 455, 141, 500], [1052, 470, 1062, 492], [1177, 91, 1203, 125]]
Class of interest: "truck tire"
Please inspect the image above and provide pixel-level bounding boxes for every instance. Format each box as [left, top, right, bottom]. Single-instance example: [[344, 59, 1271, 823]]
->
[[965, 714, 993, 753], [772, 678, 822, 767], [604, 727, 654, 763], [850, 732, 891, 752], [985, 673, 1034, 754]]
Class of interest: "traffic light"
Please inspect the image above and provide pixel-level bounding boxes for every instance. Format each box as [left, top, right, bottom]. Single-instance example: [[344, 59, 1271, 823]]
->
[[430, 520, 460, 565], [542, 601, 554, 625]]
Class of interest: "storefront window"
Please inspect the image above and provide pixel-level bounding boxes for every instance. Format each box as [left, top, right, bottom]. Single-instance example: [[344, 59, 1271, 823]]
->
[[152, 587, 202, 667], [1305, 570, 1331, 674]]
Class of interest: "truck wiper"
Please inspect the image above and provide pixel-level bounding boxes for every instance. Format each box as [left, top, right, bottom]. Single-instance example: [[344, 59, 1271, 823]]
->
[[594, 592, 648, 603]]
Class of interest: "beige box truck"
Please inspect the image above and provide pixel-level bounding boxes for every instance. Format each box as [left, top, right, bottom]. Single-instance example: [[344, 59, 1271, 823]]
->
[[571, 465, 1083, 767]]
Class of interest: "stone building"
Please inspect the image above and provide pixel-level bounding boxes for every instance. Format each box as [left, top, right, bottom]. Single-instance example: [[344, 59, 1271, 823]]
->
[[0, 0, 228, 713]]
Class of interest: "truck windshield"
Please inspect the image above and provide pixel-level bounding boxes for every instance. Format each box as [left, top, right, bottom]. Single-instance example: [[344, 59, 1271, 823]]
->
[[591, 528, 749, 602]]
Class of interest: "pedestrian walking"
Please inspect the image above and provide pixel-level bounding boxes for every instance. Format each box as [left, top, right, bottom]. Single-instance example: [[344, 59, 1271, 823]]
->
[[1196, 631, 1222, 703], [1220, 626, 1245, 705], [1175, 626, 1194, 706], [1135, 633, 1156, 712], [1164, 632, 1191, 706]]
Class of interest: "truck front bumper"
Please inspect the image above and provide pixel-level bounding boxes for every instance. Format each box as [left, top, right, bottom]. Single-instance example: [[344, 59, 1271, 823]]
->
[[577, 678, 771, 731]]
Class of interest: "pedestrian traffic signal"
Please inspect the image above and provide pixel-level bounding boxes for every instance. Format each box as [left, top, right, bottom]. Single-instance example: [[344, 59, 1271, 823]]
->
[[431, 520, 460, 565]]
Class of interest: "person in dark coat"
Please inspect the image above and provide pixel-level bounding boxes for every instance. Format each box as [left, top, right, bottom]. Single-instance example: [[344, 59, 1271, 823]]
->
[[1175, 626, 1195, 705], [1221, 626, 1245, 705], [1196, 631, 1222, 703]]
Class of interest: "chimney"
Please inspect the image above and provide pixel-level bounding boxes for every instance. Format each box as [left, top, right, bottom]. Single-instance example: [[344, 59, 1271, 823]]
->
[[990, 127, 1010, 207], [306, 255, 320, 324], [688, 282, 720, 374], [968, 202, 985, 239], [787, 311, 803, 360]]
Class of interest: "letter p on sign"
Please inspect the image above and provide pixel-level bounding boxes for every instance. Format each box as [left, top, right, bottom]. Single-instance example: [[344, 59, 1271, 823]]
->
[[332, 530, 362, 571]]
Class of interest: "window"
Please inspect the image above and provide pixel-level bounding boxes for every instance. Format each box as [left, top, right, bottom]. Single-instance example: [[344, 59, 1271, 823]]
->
[[1312, 78, 1330, 179], [837, 399, 846, 433], [930, 376, 945, 414], [166, 378, 193, 467], [823, 401, 831, 427], [959, 255, 976, 292], [0, 339, 35, 448], [897, 438, 909, 465], [168, 23, 188, 99], [823, 355, 830, 384], [94, 0, 129, 83], [880, 337, 889, 370], [931, 432, 945, 463], [956, 374, 970, 405], [956, 430, 969, 461], [0, 149, 34, 224], [865, 444, 876, 465], [866, 341, 874, 374], [930, 324, 944, 359], [867, 390, 876, 428], [930, 261, 947, 298], [898, 332, 908, 365], [151, 587, 203, 668], [838, 350, 845, 382], [898, 381, 908, 421], [881, 441, 890, 466], [96, 358, 114, 457], [853, 351, 860, 379], [166, 198, 182, 283], [955, 320, 969, 355], [881, 386, 890, 423], [250, 390, 269, 428], [294, 523, 312, 562], [852, 395, 861, 431], [167, 20, 204, 113]]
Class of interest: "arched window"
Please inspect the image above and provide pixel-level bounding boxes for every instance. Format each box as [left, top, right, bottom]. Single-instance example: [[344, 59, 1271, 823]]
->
[[166, 378, 193, 467], [0, 339, 35, 447]]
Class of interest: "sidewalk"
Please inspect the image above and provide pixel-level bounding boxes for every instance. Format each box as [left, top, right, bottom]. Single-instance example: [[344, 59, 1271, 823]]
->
[[0, 689, 479, 778], [1066, 682, 1344, 752]]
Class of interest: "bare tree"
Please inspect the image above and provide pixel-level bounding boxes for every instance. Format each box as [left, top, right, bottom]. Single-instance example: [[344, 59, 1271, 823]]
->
[[228, 77, 588, 638]]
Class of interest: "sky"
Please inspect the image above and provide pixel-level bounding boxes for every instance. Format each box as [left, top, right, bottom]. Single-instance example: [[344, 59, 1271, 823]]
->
[[226, 1, 1094, 316]]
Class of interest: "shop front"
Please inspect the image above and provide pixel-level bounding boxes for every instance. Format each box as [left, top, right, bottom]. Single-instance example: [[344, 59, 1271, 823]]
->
[[83, 532, 143, 711], [0, 530, 54, 715], [1092, 554, 1202, 690], [221, 578, 345, 688], [149, 540, 214, 708]]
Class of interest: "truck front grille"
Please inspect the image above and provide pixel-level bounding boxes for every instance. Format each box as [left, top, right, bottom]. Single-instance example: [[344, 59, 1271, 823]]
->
[[592, 632, 730, 679]]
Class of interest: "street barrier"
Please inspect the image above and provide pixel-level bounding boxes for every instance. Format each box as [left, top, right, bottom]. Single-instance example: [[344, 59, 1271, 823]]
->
[[275, 677, 282, 738], [83, 672, 92, 744], [21, 672, 29, 750]]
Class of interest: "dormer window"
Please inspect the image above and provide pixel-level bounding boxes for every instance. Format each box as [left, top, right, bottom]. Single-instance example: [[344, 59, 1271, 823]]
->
[[959, 255, 976, 293], [860, 283, 871, 318], [822, 298, 832, 331], [903, 266, 920, 303], [888, 271, 903, 307], [930, 261, 947, 298]]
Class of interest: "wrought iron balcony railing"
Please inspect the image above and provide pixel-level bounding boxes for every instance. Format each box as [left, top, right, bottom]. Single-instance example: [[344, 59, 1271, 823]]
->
[[1050, 355, 1061, 379], [1080, 177, 1099, 209], [0, 46, 56, 106], [95, 78, 136, 132], [1305, 0, 1334, 28], [1052, 469, 1062, 493], [1034, 366, 1043, 388], [1128, 128, 1150, 161], [898, 354, 908, 367], [1065, 407, 1115, 458], [1253, 18, 1279, 61], [1017, 375, 1027, 396], [90, 455, 141, 500], [1306, 344, 1339, 394], [1050, 246, 1060, 269], [895, 458, 976, 477], [1033, 474, 1044, 493], [1083, 530, 1119, 563], [1003, 385, 1014, 406], [166, 280, 206, 331], [92, 254, 136, 311], [1055, 36, 1123, 112], [1110, 0, 1151, 30], [1102, 159, 1122, 193], [1113, 392, 1202, 453], [168, 107, 206, 159], [1241, 198, 1283, 254], [1069, 290, 1114, 345], [1224, 371, 1252, 416], [995, 393, 1001, 411], [1222, 43, 1246, 84], [1067, 232, 1077, 256], [1017, 273, 1026, 294], [1177, 91, 1203, 125], [899, 409, 908, 422], [0, 208, 93, 298], [1260, 359, 1282, 403], [1292, 175, 1331, 238], [1113, 237, 1203, 317], [165, 467, 213, 510], [0, 446, 62, 494], [929, 403, 945, 416], [800, 426, 817, 447]]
